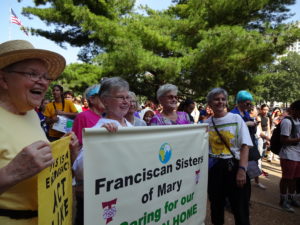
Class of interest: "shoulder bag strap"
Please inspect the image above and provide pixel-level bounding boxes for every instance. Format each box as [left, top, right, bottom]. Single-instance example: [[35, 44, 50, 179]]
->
[[285, 116, 296, 137], [212, 117, 236, 158]]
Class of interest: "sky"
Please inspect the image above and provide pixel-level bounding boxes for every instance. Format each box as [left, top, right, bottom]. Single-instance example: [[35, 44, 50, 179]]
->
[[0, 0, 299, 64]]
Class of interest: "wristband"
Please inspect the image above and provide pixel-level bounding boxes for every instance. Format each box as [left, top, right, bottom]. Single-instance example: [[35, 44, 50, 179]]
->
[[238, 166, 247, 172]]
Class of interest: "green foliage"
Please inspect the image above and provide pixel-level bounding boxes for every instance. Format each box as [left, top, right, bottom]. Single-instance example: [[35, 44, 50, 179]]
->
[[20, 0, 300, 101], [21, 0, 135, 53], [255, 52, 300, 103], [50, 63, 103, 96]]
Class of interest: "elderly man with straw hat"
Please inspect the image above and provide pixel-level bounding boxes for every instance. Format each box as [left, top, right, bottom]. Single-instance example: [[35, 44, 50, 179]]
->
[[0, 40, 79, 224]]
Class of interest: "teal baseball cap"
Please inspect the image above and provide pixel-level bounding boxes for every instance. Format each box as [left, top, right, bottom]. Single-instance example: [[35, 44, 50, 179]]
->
[[85, 84, 101, 99], [236, 90, 253, 103]]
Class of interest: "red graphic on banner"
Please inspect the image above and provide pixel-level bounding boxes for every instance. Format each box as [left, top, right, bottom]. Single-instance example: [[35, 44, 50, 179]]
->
[[102, 198, 117, 224]]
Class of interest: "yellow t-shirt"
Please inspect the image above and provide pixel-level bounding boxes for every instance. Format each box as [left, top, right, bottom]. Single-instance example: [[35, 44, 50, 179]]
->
[[0, 106, 48, 225], [43, 100, 78, 138]]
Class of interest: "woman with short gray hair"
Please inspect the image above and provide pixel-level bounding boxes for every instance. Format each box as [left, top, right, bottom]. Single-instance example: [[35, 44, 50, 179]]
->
[[205, 87, 252, 225], [125, 92, 146, 126], [156, 84, 178, 100], [99, 77, 129, 98], [207, 88, 228, 104], [93, 77, 132, 130], [73, 77, 132, 224], [150, 83, 191, 125]]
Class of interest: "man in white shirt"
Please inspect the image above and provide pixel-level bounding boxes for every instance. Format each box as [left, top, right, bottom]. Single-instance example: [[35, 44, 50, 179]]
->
[[279, 100, 300, 212]]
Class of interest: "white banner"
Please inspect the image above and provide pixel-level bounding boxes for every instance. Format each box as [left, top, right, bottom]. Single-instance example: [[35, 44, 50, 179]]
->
[[84, 124, 208, 225]]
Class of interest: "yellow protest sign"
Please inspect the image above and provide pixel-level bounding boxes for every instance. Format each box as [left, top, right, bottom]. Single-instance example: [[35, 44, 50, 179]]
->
[[38, 136, 73, 225]]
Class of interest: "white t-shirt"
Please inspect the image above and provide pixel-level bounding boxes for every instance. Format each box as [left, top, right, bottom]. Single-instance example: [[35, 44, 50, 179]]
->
[[206, 112, 253, 160], [93, 118, 133, 128], [279, 117, 300, 161]]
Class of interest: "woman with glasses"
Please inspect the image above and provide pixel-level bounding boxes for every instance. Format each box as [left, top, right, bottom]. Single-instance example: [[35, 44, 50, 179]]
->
[[125, 91, 146, 126], [93, 77, 133, 130], [150, 84, 191, 126], [73, 77, 131, 225], [0, 40, 79, 225]]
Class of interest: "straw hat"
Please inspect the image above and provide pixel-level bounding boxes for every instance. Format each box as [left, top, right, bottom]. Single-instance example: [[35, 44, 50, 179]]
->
[[0, 40, 66, 80]]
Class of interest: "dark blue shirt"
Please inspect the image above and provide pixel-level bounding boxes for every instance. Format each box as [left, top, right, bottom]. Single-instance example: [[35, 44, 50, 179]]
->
[[231, 107, 252, 122], [231, 107, 257, 150]]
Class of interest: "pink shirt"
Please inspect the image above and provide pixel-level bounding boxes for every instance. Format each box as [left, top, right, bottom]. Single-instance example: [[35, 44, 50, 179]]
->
[[150, 111, 191, 126], [72, 110, 101, 145]]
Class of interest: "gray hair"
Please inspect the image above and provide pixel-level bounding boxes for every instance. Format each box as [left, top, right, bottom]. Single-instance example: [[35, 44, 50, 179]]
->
[[157, 84, 178, 101], [128, 91, 137, 100], [99, 77, 129, 97], [207, 88, 228, 104], [129, 91, 140, 108]]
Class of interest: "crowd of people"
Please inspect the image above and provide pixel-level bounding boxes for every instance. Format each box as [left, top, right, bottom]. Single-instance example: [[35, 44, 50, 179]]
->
[[1, 39, 300, 225]]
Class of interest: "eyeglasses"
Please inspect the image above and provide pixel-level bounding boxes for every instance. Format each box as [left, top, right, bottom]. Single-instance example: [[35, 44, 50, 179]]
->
[[110, 95, 131, 102], [8, 70, 53, 83], [163, 95, 179, 100]]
